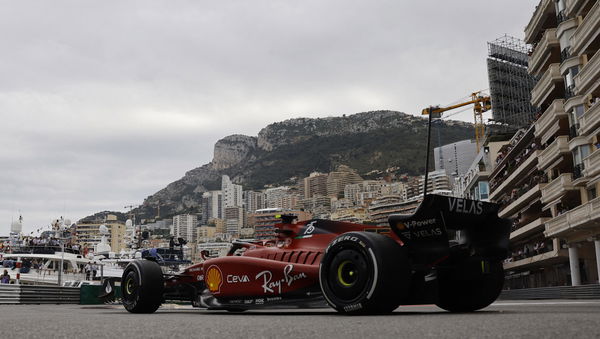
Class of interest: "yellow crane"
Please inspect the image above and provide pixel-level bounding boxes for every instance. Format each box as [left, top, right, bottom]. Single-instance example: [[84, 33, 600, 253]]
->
[[422, 91, 492, 150]]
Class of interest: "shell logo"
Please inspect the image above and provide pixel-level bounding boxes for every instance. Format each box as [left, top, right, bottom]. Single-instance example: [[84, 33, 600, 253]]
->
[[206, 265, 223, 294]]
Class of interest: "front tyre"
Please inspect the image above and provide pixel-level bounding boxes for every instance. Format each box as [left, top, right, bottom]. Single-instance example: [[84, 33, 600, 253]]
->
[[319, 232, 410, 315], [122, 260, 164, 313], [436, 260, 504, 312]]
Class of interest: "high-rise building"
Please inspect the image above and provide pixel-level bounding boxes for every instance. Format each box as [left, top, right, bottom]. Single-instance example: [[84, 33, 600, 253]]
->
[[487, 35, 539, 130], [221, 175, 242, 218], [201, 190, 222, 224], [405, 170, 452, 200], [326, 165, 363, 198], [434, 139, 478, 178], [244, 190, 266, 214], [224, 206, 245, 236], [302, 172, 329, 199], [490, 0, 600, 289], [172, 214, 198, 243]]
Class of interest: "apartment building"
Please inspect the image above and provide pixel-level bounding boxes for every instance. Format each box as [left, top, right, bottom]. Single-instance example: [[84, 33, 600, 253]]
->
[[326, 165, 363, 198], [76, 214, 127, 253], [172, 214, 198, 243], [302, 172, 329, 199], [247, 209, 312, 240], [492, 0, 599, 288]]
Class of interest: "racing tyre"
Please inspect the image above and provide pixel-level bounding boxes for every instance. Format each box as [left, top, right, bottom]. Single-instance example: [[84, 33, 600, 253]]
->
[[436, 260, 504, 312], [319, 232, 410, 315], [122, 260, 164, 313]]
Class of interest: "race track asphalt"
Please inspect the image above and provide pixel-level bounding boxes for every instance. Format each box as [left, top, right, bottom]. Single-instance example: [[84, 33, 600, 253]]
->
[[3, 300, 600, 338]]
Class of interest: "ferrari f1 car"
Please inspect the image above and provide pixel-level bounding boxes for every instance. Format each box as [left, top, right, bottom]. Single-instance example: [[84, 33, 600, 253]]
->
[[121, 194, 510, 314]]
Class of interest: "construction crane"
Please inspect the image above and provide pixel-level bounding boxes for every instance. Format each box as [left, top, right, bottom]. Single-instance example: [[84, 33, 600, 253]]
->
[[420, 91, 491, 198], [421, 91, 492, 150]]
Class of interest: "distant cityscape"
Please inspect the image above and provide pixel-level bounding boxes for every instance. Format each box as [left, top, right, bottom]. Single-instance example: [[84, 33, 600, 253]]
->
[[3, 0, 600, 293]]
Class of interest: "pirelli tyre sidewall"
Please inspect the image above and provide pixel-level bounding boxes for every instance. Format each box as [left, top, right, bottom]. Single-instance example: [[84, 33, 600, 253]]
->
[[121, 259, 164, 313], [319, 232, 409, 315]]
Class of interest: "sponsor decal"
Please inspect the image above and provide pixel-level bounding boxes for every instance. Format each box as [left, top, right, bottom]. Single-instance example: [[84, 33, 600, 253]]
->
[[196, 274, 204, 281], [227, 274, 250, 283], [343, 303, 362, 312], [295, 221, 317, 239], [255, 264, 308, 294], [188, 267, 203, 272], [206, 265, 223, 294], [255, 298, 265, 305], [244, 299, 253, 304], [405, 218, 436, 228], [448, 198, 483, 215]]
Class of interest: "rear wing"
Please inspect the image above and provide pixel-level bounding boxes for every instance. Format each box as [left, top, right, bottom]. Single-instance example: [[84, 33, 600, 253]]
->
[[388, 194, 510, 263]]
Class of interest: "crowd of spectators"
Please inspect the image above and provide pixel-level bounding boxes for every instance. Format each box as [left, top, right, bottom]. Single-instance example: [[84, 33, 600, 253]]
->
[[491, 141, 540, 191], [498, 171, 548, 206], [504, 240, 553, 263], [0, 236, 82, 255]]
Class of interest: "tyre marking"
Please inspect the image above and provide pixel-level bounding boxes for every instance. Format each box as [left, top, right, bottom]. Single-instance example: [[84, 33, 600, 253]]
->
[[366, 248, 378, 300]]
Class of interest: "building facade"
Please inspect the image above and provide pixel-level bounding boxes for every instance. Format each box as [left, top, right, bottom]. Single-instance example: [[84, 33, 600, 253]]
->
[[434, 139, 478, 178], [172, 214, 198, 243], [491, 0, 600, 288]]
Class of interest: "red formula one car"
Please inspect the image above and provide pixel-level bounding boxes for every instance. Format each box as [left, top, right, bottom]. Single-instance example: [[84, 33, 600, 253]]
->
[[121, 194, 510, 314]]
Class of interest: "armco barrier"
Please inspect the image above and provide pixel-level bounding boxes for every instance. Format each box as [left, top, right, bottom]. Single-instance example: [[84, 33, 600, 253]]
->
[[0, 285, 80, 304], [499, 284, 600, 300]]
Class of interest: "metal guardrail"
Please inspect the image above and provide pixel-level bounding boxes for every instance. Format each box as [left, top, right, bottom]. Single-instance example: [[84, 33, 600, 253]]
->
[[499, 284, 600, 300], [0, 285, 80, 304]]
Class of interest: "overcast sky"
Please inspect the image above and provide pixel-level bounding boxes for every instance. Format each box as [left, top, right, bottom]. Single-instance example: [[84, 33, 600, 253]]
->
[[0, 0, 537, 235]]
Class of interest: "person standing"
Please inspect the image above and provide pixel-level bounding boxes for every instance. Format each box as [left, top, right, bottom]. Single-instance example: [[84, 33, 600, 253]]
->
[[1, 270, 10, 283]]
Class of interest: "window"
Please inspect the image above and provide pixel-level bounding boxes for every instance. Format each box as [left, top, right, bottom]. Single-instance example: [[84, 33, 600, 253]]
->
[[478, 181, 489, 200]]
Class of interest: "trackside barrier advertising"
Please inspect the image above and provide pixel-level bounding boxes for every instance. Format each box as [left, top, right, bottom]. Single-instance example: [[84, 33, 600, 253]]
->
[[0, 285, 80, 304], [500, 284, 600, 300]]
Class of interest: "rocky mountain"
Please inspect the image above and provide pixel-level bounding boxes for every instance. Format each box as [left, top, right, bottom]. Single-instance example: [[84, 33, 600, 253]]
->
[[131, 110, 474, 221]]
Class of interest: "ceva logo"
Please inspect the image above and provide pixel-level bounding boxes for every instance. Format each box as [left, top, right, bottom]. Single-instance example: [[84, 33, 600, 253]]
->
[[227, 275, 250, 283]]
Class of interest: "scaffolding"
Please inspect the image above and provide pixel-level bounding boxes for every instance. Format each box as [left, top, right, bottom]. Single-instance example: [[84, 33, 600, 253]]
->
[[487, 35, 539, 132]]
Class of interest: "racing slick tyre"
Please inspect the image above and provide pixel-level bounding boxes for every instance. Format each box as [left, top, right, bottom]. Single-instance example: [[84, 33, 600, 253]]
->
[[319, 231, 410, 315], [435, 260, 504, 312], [122, 259, 164, 313]]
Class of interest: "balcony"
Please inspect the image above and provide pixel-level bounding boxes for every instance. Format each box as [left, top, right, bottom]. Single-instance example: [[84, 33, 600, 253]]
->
[[534, 99, 568, 143], [570, 0, 600, 55], [510, 217, 551, 241], [545, 196, 600, 237], [565, 0, 592, 18], [503, 247, 568, 270], [537, 136, 570, 170], [531, 64, 563, 107], [541, 173, 576, 204], [575, 50, 600, 96], [579, 100, 600, 135], [583, 149, 600, 178], [529, 28, 559, 76], [526, 0, 556, 44], [489, 150, 540, 201], [498, 183, 546, 219]]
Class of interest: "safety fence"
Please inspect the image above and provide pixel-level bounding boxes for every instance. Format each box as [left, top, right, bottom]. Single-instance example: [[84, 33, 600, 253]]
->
[[499, 284, 600, 300], [0, 284, 80, 304]]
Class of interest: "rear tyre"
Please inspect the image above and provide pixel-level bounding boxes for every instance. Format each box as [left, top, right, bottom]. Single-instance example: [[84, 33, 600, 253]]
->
[[436, 260, 504, 312], [122, 260, 164, 313], [319, 232, 410, 315]]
